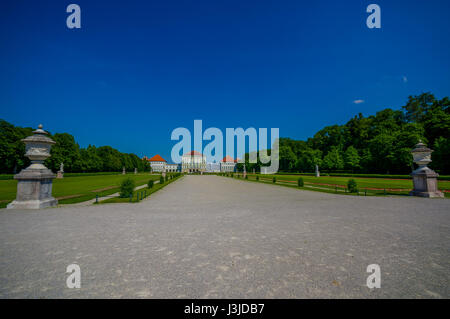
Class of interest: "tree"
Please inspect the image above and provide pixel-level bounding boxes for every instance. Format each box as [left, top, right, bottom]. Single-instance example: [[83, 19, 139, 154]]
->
[[344, 146, 360, 172], [46, 133, 81, 172], [432, 137, 450, 174], [322, 147, 344, 171], [279, 146, 297, 172]]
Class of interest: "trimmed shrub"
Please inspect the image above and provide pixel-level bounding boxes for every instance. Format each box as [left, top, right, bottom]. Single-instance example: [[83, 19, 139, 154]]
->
[[256, 175, 259, 181], [160, 176, 165, 184], [298, 177, 304, 187], [148, 180, 154, 188], [347, 179, 358, 193], [273, 177, 276, 183], [119, 178, 135, 198], [245, 175, 248, 179]]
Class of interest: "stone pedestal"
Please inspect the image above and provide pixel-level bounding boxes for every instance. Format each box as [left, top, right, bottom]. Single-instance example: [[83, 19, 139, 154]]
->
[[7, 124, 58, 209], [410, 167, 444, 198], [315, 165, 320, 178], [7, 168, 58, 209], [57, 170, 64, 179], [409, 141, 444, 198]]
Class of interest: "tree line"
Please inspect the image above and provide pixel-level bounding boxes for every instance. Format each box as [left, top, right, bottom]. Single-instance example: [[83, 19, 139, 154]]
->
[[238, 93, 449, 175], [0, 121, 150, 174]]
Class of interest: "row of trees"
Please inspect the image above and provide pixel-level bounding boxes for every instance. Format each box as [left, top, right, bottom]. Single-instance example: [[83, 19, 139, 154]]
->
[[238, 93, 449, 174], [1, 92, 448, 175], [0, 121, 150, 173]]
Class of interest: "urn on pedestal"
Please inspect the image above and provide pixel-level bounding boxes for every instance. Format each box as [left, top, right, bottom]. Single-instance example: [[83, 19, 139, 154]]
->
[[410, 141, 444, 198], [7, 124, 58, 209]]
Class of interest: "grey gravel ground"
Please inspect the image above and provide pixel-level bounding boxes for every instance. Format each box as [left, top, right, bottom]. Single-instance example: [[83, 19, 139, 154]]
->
[[0, 175, 449, 298]]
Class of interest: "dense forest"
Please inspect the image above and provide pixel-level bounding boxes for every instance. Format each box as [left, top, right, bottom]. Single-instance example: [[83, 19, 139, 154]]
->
[[0, 122, 150, 174], [238, 93, 449, 174]]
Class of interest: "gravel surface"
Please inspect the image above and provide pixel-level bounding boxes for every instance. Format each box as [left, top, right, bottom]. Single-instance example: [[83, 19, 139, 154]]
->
[[0, 175, 449, 298]]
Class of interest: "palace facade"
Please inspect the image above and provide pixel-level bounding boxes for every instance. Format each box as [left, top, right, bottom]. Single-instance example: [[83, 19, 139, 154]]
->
[[144, 155, 180, 172], [182, 151, 206, 173], [143, 153, 239, 173]]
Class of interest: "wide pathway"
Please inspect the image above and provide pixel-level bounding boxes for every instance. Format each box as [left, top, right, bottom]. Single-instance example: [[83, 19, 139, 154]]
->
[[0, 175, 449, 298]]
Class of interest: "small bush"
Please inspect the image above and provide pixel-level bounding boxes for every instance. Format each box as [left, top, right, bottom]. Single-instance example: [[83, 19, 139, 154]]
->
[[160, 176, 165, 184], [273, 177, 276, 183], [298, 177, 304, 187], [256, 175, 259, 181], [347, 179, 358, 193], [148, 180, 154, 188], [119, 178, 135, 198], [245, 175, 248, 179]]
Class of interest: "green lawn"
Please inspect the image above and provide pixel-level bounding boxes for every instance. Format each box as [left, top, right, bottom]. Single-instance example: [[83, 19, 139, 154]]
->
[[99, 174, 183, 204], [226, 173, 450, 197], [0, 173, 162, 208]]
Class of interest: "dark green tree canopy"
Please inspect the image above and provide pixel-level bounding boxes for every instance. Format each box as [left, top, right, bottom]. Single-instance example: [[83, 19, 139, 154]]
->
[[240, 93, 449, 174], [0, 120, 149, 174]]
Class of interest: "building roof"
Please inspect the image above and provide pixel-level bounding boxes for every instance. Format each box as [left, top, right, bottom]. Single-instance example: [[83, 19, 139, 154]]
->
[[221, 155, 234, 163], [184, 151, 203, 156], [221, 156, 241, 163], [147, 154, 166, 162]]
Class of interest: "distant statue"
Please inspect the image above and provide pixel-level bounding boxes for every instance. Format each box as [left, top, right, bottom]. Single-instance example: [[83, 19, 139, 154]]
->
[[315, 164, 320, 177], [57, 162, 64, 179]]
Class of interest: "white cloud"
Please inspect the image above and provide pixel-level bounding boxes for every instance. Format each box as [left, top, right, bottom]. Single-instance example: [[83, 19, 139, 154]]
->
[[353, 99, 365, 104]]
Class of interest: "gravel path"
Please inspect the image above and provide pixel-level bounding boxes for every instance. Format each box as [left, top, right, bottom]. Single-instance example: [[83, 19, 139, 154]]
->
[[0, 175, 449, 298]]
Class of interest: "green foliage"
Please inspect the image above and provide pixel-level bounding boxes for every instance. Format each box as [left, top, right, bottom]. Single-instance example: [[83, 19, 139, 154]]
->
[[1, 93, 449, 175], [273, 177, 276, 183], [119, 178, 135, 198], [432, 137, 450, 174], [298, 177, 304, 187], [256, 175, 259, 181], [323, 146, 344, 171], [237, 93, 449, 174], [347, 179, 358, 193], [148, 180, 154, 188], [344, 146, 360, 172], [160, 176, 165, 184], [0, 119, 150, 174]]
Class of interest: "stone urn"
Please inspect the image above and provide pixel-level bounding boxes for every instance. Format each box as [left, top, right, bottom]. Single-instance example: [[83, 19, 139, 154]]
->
[[410, 141, 444, 198], [7, 124, 58, 209]]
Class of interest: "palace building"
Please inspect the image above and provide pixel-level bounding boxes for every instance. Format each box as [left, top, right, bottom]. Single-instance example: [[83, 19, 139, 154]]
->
[[220, 155, 239, 172], [145, 154, 166, 172], [144, 154, 180, 172], [182, 151, 206, 173], [144, 153, 239, 174]]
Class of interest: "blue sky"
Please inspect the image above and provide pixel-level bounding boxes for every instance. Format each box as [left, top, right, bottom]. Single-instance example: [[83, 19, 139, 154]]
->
[[1, 0, 449, 162]]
